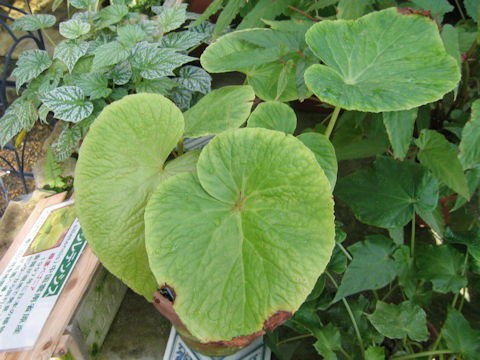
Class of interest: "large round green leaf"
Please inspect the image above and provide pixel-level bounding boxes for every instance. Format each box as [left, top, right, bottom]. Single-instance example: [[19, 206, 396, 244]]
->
[[304, 8, 460, 112], [247, 101, 297, 134], [75, 94, 196, 300], [145, 128, 335, 342]]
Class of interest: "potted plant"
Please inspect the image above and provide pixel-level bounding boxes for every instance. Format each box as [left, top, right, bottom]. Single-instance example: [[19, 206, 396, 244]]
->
[[74, 87, 337, 355]]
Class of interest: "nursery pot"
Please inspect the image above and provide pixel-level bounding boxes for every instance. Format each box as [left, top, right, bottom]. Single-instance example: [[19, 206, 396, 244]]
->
[[153, 291, 291, 356]]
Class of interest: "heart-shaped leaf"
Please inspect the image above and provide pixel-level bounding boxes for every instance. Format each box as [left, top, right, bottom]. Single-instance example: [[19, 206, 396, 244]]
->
[[145, 128, 335, 342], [53, 40, 89, 73], [304, 7, 460, 112], [383, 109, 417, 160], [0, 98, 37, 147], [75, 94, 198, 300], [59, 18, 91, 39], [11, 14, 56, 31]]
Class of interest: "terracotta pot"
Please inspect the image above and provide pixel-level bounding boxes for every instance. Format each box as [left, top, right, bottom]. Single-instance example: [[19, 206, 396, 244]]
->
[[152, 290, 291, 356]]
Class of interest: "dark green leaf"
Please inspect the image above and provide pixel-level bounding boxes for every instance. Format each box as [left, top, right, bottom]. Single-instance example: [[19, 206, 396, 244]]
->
[[175, 66, 211, 94], [333, 235, 398, 302], [313, 324, 342, 360], [107, 61, 132, 86], [335, 157, 439, 228], [388, 227, 404, 246], [465, 0, 480, 21], [442, 308, 480, 360], [337, 0, 371, 19], [416, 244, 467, 293], [452, 168, 480, 211], [327, 245, 347, 274], [238, 0, 291, 30], [382, 109, 416, 160], [415, 129, 469, 198], [444, 226, 480, 262], [367, 301, 428, 341], [459, 99, 480, 170], [213, 0, 245, 37]]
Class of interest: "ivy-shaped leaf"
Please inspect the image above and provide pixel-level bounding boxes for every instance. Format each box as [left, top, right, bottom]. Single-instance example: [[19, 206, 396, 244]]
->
[[0, 98, 37, 147], [416, 244, 467, 294], [459, 99, 480, 170], [441, 308, 480, 360], [52, 125, 82, 161], [41, 86, 93, 123], [333, 235, 398, 302], [367, 301, 428, 341], [92, 41, 130, 69], [415, 129, 469, 199], [175, 66, 211, 94], [59, 18, 91, 39], [12, 50, 52, 93], [53, 40, 89, 73], [131, 43, 194, 79], [153, 3, 188, 33], [159, 31, 205, 51], [382, 109, 417, 160], [10, 14, 56, 31], [335, 157, 439, 228]]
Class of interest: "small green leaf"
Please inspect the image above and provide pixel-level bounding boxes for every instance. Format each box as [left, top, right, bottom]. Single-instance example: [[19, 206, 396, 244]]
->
[[335, 157, 438, 228], [12, 50, 52, 93], [248, 101, 297, 134], [38, 104, 50, 124], [212, 0, 245, 37], [459, 100, 480, 169], [41, 86, 93, 123], [365, 346, 384, 360], [107, 61, 132, 86], [0, 98, 37, 147], [415, 129, 469, 199], [304, 8, 460, 112], [153, 3, 188, 33], [59, 18, 91, 39], [52, 125, 82, 161], [160, 31, 205, 51], [337, 0, 371, 19], [131, 43, 194, 79], [388, 227, 404, 247], [70, 0, 95, 9], [382, 109, 417, 160], [175, 66, 211, 94], [444, 226, 480, 263], [169, 87, 193, 110], [117, 24, 147, 49], [75, 73, 112, 100], [96, 4, 129, 29], [452, 168, 480, 211], [184, 85, 255, 137], [410, 0, 453, 19], [333, 235, 398, 302], [297, 132, 337, 191], [442, 308, 480, 360], [416, 244, 467, 293], [313, 323, 342, 360], [237, 0, 291, 30], [367, 301, 428, 341], [92, 41, 130, 69], [465, 0, 480, 21], [10, 14, 56, 31], [53, 40, 89, 73], [136, 78, 178, 95]]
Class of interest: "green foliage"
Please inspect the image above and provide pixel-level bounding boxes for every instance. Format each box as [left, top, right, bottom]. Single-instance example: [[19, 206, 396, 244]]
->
[[1, 2, 211, 160]]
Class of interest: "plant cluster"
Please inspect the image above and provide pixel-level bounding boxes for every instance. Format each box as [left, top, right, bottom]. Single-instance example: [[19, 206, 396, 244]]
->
[[0, 1, 213, 162]]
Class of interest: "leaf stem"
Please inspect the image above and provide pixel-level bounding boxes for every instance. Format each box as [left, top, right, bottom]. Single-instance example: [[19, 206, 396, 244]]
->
[[452, 252, 469, 309], [287, 5, 319, 22], [42, 30, 57, 48], [325, 106, 341, 139], [393, 350, 453, 360], [326, 271, 366, 359], [339, 347, 354, 360], [410, 210, 416, 258], [277, 333, 312, 345], [337, 243, 353, 261], [453, 0, 466, 20], [428, 333, 443, 360], [177, 138, 184, 156]]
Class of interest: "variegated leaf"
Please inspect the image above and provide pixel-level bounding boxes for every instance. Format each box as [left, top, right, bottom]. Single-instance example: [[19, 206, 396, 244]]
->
[[136, 78, 178, 95], [54, 40, 89, 73], [10, 14, 56, 31], [152, 4, 188, 33], [41, 86, 93, 123], [107, 61, 132, 85], [175, 66, 211, 94], [52, 125, 82, 160], [0, 98, 37, 147], [92, 41, 130, 69], [59, 18, 91, 39], [12, 50, 52, 92], [159, 31, 205, 51]]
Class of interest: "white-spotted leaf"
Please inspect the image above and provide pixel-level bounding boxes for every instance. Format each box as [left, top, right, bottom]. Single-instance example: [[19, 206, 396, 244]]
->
[[41, 86, 93, 123], [11, 14, 56, 31], [54, 40, 89, 73], [12, 50, 52, 93], [59, 18, 91, 39]]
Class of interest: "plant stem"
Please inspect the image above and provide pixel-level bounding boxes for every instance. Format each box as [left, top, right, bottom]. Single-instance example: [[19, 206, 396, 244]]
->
[[410, 210, 416, 258], [287, 5, 319, 22], [381, 283, 399, 301], [277, 333, 313, 345], [452, 252, 469, 309], [326, 271, 366, 360], [337, 243, 353, 261], [428, 334, 443, 360], [42, 30, 57, 48], [393, 350, 453, 360], [325, 106, 341, 139], [454, 0, 466, 20], [339, 347, 354, 360], [177, 138, 184, 156], [372, 290, 379, 302]]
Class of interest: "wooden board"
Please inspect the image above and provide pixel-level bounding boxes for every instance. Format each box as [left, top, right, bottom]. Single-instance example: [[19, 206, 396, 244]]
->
[[0, 193, 101, 360]]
